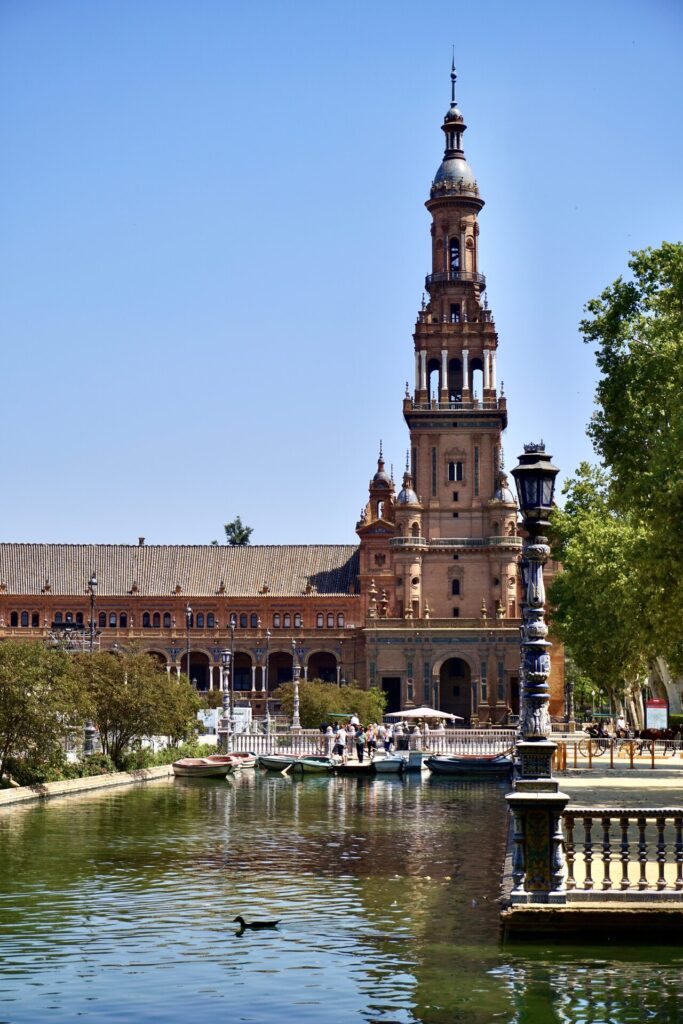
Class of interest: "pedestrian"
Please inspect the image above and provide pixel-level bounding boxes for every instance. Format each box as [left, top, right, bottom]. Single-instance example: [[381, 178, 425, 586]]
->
[[355, 725, 367, 763], [384, 724, 393, 753], [333, 727, 347, 762], [367, 725, 377, 758]]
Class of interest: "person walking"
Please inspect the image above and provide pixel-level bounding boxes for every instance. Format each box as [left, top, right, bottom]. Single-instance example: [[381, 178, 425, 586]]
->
[[355, 725, 367, 764], [333, 725, 347, 762]]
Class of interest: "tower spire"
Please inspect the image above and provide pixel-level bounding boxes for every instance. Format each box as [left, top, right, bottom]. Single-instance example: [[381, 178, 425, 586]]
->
[[451, 51, 457, 106]]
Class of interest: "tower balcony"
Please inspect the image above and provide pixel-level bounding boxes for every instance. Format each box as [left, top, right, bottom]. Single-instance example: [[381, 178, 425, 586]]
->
[[389, 535, 522, 551], [425, 270, 486, 289]]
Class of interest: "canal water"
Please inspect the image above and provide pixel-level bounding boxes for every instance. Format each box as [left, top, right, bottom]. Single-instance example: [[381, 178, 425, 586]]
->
[[1, 773, 681, 1024]]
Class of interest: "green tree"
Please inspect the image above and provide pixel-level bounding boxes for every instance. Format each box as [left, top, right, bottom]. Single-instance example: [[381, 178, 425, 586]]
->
[[223, 516, 253, 546], [272, 679, 386, 729], [0, 641, 87, 781], [76, 652, 201, 768], [549, 464, 652, 706], [580, 241, 683, 667]]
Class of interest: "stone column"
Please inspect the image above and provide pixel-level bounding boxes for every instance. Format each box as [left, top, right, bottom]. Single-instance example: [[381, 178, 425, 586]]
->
[[251, 665, 257, 690], [419, 350, 427, 394], [483, 349, 491, 391], [490, 350, 497, 391], [462, 349, 470, 395], [414, 351, 420, 396], [440, 349, 448, 402]]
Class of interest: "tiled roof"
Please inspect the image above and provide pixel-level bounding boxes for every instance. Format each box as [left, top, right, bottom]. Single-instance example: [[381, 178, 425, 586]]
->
[[0, 544, 360, 598]]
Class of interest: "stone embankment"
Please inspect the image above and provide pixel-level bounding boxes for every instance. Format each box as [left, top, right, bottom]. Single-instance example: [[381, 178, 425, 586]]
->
[[0, 764, 174, 808]]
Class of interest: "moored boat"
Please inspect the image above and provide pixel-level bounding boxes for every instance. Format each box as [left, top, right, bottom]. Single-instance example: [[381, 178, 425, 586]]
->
[[172, 756, 238, 778], [335, 761, 373, 776], [290, 756, 335, 774], [425, 753, 513, 777], [371, 753, 405, 774], [223, 752, 257, 769], [257, 754, 297, 771]]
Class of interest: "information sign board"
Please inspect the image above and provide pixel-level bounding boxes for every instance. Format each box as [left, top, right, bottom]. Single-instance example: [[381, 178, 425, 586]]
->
[[645, 698, 668, 730]]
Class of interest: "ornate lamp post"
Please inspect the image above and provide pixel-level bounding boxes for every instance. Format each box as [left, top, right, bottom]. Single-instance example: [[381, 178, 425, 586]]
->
[[264, 628, 271, 734], [185, 603, 192, 685], [84, 572, 98, 756], [506, 443, 568, 905], [291, 638, 304, 732], [220, 647, 232, 752]]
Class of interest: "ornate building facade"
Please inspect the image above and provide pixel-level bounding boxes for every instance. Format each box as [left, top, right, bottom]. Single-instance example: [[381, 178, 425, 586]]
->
[[0, 67, 563, 722]]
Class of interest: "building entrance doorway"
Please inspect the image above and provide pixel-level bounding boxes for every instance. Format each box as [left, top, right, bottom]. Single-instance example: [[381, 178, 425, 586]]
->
[[381, 676, 402, 714], [439, 658, 472, 721]]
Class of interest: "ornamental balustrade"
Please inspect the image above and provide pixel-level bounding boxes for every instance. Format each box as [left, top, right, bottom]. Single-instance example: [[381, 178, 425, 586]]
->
[[563, 808, 683, 901]]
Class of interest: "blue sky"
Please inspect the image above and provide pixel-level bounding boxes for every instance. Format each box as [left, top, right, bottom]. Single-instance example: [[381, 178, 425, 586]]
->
[[1, 0, 681, 545]]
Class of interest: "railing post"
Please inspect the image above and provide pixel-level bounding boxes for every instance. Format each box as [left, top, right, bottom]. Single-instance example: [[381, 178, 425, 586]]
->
[[619, 814, 630, 890], [656, 815, 667, 890], [583, 815, 594, 890], [601, 814, 613, 890], [637, 815, 648, 890], [675, 815, 683, 892], [565, 812, 576, 889]]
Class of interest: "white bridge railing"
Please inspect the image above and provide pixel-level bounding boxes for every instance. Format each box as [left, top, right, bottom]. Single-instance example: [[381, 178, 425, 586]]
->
[[227, 728, 516, 756]]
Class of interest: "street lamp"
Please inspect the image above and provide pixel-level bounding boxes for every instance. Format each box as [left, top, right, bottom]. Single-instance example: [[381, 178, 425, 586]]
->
[[220, 647, 232, 752], [185, 603, 192, 686], [229, 613, 236, 732], [510, 442, 559, 743], [506, 442, 566, 905], [88, 572, 98, 655], [84, 572, 98, 756], [291, 638, 304, 732], [264, 629, 271, 735]]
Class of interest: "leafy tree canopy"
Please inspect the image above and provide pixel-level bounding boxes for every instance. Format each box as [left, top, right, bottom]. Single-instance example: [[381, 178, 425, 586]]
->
[[578, 242, 683, 670], [0, 641, 87, 781], [75, 651, 201, 768], [272, 679, 386, 729]]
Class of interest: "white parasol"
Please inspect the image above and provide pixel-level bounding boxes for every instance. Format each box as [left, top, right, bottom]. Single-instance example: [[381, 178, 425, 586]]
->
[[385, 706, 463, 721]]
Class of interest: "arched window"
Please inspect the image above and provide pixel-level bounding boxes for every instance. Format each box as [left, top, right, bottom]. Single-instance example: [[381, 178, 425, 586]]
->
[[31, 612, 39, 627], [449, 237, 460, 273], [76, 612, 84, 626], [283, 613, 291, 628], [20, 611, 28, 627], [240, 614, 247, 628], [207, 613, 215, 628], [327, 613, 334, 628], [273, 614, 281, 628], [142, 612, 151, 628], [99, 611, 107, 628], [65, 612, 73, 624], [451, 579, 460, 596], [411, 522, 420, 537], [162, 613, 170, 628], [316, 613, 324, 628], [195, 613, 203, 628], [250, 613, 258, 629], [10, 612, 18, 627], [337, 613, 345, 628], [152, 612, 160, 627], [107, 612, 115, 627], [294, 613, 302, 628], [54, 612, 62, 625], [120, 613, 128, 628]]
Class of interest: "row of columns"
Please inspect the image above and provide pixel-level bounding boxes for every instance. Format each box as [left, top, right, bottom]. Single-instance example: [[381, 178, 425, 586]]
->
[[164, 659, 343, 689], [414, 348, 497, 397]]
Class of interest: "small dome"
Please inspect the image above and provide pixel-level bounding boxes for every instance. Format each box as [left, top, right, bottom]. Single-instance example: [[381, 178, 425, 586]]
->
[[397, 486, 419, 505], [444, 103, 464, 124], [373, 467, 391, 487], [433, 155, 476, 190], [494, 485, 516, 503]]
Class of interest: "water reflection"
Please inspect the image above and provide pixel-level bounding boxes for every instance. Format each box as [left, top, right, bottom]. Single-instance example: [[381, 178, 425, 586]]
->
[[0, 773, 680, 1024]]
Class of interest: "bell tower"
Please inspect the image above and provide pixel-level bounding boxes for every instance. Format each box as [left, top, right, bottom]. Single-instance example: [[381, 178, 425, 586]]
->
[[403, 63, 518, 619]]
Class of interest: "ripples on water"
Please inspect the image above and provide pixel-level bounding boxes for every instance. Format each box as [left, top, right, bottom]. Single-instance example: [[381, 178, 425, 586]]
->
[[1, 773, 682, 1024]]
